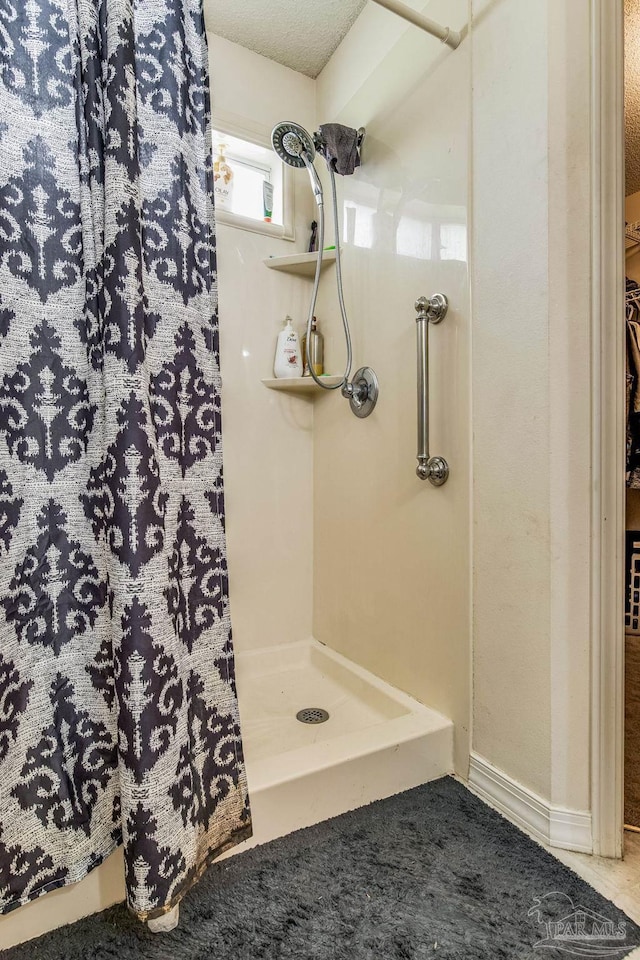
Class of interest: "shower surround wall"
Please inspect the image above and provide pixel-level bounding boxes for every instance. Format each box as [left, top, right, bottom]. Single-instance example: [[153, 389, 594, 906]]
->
[[209, 36, 317, 652], [314, 0, 472, 775]]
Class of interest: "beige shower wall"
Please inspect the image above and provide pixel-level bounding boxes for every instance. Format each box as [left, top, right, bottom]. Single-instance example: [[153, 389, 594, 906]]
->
[[314, 0, 472, 776], [209, 36, 318, 652], [471, 0, 592, 812]]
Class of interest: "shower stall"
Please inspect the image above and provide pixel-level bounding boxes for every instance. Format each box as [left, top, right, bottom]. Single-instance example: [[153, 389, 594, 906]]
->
[[209, 0, 472, 862], [227, 106, 462, 850]]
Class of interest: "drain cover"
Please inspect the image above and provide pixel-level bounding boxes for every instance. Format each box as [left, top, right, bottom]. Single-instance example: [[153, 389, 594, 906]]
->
[[296, 707, 330, 724]]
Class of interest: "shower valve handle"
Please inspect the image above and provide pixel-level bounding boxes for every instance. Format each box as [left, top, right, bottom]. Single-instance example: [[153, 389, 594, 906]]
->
[[341, 378, 368, 403], [342, 368, 379, 419]]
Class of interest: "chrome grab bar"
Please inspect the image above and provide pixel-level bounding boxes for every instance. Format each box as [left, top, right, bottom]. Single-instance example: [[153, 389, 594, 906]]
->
[[414, 295, 449, 485]]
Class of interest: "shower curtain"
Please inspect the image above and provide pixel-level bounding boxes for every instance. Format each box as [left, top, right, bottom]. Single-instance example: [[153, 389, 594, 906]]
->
[[0, 0, 251, 920]]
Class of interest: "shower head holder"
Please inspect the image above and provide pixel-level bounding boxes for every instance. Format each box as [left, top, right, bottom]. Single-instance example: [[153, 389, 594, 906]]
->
[[313, 127, 367, 155]]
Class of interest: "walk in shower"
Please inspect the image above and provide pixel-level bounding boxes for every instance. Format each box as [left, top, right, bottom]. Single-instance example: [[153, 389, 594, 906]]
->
[[226, 108, 460, 852]]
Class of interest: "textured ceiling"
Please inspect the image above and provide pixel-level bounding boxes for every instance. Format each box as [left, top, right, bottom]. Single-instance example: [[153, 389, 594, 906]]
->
[[627, 0, 640, 196], [203, 0, 368, 79]]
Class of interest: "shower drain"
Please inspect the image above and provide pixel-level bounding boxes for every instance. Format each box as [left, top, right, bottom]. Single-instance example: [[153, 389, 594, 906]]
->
[[296, 707, 330, 724]]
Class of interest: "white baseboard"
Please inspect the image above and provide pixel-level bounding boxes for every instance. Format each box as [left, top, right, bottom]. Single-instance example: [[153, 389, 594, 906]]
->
[[468, 753, 593, 854]]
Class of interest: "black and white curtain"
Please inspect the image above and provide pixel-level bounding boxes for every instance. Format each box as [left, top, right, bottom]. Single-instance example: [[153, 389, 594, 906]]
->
[[0, 0, 251, 920]]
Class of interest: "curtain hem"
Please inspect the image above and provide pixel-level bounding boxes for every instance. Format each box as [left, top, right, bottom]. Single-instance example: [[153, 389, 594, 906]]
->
[[0, 820, 253, 921], [134, 820, 254, 922]]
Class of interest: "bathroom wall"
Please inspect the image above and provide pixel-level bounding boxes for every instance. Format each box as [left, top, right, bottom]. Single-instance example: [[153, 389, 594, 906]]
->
[[313, 0, 472, 775], [470, 0, 592, 815], [0, 34, 317, 952]]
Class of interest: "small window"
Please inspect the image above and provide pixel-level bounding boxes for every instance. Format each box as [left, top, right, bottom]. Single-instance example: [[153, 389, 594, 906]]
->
[[212, 129, 291, 237], [226, 154, 273, 221]]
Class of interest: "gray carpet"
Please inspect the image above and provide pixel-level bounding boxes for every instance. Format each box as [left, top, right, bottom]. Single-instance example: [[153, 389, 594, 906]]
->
[[2, 777, 639, 960]]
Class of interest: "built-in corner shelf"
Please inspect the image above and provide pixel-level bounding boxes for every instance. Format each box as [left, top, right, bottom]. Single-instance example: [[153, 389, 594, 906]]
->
[[262, 376, 343, 395], [263, 250, 337, 278]]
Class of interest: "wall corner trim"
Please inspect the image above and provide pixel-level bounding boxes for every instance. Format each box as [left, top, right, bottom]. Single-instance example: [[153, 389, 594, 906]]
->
[[467, 753, 593, 854]]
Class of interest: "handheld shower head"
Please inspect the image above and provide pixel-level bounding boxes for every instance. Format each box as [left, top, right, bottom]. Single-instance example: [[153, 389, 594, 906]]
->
[[272, 121, 323, 206], [271, 122, 316, 167]]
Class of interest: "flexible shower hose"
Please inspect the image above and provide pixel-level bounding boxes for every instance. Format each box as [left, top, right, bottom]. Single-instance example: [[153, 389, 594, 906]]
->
[[304, 166, 353, 391]]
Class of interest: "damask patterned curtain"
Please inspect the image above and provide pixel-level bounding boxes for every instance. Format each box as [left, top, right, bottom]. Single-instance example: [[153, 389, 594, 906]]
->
[[0, 0, 251, 921]]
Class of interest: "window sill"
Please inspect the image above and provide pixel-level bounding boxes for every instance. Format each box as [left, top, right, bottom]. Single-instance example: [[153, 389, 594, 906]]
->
[[215, 209, 295, 241]]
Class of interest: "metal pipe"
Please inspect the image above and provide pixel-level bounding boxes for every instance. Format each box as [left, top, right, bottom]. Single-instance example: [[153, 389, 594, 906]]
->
[[414, 295, 449, 486], [370, 0, 462, 49]]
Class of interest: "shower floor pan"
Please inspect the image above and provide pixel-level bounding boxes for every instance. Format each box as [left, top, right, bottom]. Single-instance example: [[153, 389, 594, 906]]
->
[[228, 638, 453, 851]]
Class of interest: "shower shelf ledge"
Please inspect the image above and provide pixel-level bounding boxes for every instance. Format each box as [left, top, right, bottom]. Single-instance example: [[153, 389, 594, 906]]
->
[[262, 376, 343, 394], [263, 249, 337, 277]]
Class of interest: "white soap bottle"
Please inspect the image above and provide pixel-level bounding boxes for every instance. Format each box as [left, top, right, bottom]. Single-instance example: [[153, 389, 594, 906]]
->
[[274, 316, 302, 378]]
